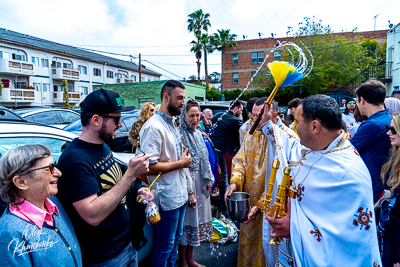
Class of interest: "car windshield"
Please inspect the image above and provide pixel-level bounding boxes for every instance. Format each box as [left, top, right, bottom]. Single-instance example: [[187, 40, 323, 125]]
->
[[64, 120, 83, 131], [0, 137, 72, 162]]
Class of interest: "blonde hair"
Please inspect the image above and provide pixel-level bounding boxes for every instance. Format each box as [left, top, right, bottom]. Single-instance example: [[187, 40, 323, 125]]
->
[[139, 102, 155, 122], [381, 113, 400, 191]]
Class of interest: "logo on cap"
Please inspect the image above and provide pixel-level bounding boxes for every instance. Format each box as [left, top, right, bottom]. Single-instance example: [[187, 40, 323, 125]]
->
[[116, 97, 123, 107]]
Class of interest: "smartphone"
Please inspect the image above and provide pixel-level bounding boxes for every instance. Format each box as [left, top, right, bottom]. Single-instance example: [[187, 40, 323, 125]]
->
[[135, 147, 145, 156]]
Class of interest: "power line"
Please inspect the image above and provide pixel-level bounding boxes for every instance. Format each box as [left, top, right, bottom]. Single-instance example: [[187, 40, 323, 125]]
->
[[142, 60, 184, 80], [73, 44, 192, 48]]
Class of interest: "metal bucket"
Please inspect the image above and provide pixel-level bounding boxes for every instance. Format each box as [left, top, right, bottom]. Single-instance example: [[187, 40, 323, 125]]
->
[[226, 192, 250, 223]]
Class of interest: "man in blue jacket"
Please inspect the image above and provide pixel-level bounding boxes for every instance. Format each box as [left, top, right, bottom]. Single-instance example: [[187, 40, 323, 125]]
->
[[351, 79, 391, 206]]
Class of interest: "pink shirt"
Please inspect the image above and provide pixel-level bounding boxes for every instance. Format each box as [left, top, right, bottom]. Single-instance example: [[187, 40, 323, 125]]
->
[[9, 198, 59, 229]]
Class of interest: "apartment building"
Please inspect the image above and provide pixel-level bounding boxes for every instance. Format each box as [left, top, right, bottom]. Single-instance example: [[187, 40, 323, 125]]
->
[[0, 28, 161, 108], [386, 23, 400, 94], [222, 30, 388, 90]]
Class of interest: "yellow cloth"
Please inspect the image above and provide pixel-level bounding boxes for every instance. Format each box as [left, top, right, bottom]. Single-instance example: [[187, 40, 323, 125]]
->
[[231, 130, 268, 267]]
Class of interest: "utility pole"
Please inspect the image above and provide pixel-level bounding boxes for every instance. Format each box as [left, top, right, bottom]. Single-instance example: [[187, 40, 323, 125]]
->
[[139, 53, 142, 82], [373, 14, 379, 30]]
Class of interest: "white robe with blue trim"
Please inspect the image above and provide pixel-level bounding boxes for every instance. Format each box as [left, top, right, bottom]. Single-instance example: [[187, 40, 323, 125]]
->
[[262, 121, 381, 267]]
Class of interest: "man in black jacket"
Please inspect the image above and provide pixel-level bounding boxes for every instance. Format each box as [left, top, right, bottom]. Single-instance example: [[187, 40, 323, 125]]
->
[[211, 100, 244, 208]]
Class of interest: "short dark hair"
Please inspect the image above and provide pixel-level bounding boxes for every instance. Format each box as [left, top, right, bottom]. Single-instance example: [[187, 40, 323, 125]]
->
[[81, 112, 94, 127], [356, 78, 386, 106], [246, 98, 259, 114], [255, 97, 278, 112], [230, 100, 243, 110], [160, 80, 185, 101], [391, 91, 400, 98], [288, 98, 301, 109], [299, 95, 342, 131]]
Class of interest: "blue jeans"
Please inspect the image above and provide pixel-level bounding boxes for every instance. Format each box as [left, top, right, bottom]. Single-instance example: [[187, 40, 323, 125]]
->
[[152, 201, 188, 267], [215, 149, 228, 205], [84, 241, 138, 267]]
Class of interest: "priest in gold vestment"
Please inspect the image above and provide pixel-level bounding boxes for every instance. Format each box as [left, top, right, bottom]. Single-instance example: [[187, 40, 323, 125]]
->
[[225, 98, 298, 267]]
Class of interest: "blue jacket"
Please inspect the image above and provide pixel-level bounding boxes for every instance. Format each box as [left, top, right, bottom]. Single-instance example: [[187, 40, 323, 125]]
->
[[350, 109, 391, 202], [0, 196, 82, 267]]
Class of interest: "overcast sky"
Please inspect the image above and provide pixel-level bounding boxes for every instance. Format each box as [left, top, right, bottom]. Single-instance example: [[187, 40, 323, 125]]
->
[[0, 0, 398, 80]]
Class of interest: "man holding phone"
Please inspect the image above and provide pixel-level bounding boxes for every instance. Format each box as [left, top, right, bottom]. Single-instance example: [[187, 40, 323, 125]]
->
[[140, 80, 193, 267], [57, 89, 152, 267]]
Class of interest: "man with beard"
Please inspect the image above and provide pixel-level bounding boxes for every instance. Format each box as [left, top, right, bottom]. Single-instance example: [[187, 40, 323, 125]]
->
[[342, 98, 359, 136], [140, 80, 193, 267], [211, 100, 244, 208], [260, 95, 381, 266], [57, 89, 152, 266]]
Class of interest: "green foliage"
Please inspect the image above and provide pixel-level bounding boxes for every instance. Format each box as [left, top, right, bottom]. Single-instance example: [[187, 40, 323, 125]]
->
[[62, 80, 74, 109], [209, 72, 221, 83], [0, 79, 3, 99], [361, 38, 386, 65], [206, 87, 222, 101], [211, 29, 238, 51]]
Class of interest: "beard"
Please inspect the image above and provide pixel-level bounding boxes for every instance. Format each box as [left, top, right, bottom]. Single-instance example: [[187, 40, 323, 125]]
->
[[99, 120, 117, 142], [167, 100, 182, 116]]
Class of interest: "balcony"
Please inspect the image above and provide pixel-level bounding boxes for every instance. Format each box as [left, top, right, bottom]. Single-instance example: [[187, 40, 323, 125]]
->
[[53, 91, 81, 104], [0, 87, 35, 103], [117, 78, 134, 83], [52, 67, 80, 81], [0, 58, 35, 76]]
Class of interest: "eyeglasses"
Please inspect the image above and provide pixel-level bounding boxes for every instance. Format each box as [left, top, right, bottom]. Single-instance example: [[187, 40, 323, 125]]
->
[[99, 114, 121, 124], [348, 101, 356, 105], [26, 163, 56, 175], [386, 125, 397, 135]]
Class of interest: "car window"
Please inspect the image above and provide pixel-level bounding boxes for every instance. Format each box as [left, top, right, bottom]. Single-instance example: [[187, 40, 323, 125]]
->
[[121, 116, 139, 132], [0, 137, 71, 162], [57, 111, 80, 124], [24, 115, 35, 122], [32, 111, 61, 125], [63, 120, 83, 131]]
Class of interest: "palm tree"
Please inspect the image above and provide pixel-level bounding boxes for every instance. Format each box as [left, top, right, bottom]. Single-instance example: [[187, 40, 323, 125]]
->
[[190, 40, 202, 83], [187, 9, 211, 82], [211, 29, 238, 89], [199, 33, 215, 86]]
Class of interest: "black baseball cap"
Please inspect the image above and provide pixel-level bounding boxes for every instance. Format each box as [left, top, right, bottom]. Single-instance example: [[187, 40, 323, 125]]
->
[[81, 89, 135, 114]]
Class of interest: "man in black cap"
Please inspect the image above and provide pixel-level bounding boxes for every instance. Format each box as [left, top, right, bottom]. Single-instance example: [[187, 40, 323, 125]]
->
[[57, 88, 151, 266]]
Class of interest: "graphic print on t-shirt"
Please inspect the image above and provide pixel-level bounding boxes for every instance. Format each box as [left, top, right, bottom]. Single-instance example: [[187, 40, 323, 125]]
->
[[94, 152, 127, 208]]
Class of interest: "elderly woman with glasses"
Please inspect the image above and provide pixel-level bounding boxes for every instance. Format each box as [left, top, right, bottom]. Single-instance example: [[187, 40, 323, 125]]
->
[[129, 102, 156, 153], [377, 113, 400, 267], [0, 144, 82, 267]]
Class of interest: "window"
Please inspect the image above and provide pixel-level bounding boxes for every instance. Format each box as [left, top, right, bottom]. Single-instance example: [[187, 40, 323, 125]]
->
[[12, 54, 26, 61], [31, 56, 40, 66], [0, 51, 10, 59], [16, 82, 27, 89], [232, 54, 238, 65], [54, 85, 62, 91], [258, 52, 264, 63], [79, 86, 88, 95], [41, 58, 49, 67], [57, 111, 80, 124], [233, 73, 239, 84], [251, 52, 264, 63], [116, 73, 122, 79], [131, 75, 136, 82], [32, 111, 61, 125], [78, 65, 87, 74], [1, 79, 10, 88], [68, 85, 73, 92], [56, 62, 61, 68], [274, 51, 281, 61], [107, 70, 114, 78], [123, 74, 128, 78], [63, 63, 72, 69], [139, 98, 155, 108], [43, 83, 50, 92], [195, 97, 204, 101], [93, 68, 101, 77], [33, 82, 41, 92]]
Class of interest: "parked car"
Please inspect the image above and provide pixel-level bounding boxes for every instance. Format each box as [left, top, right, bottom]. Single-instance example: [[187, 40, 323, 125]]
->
[[0, 121, 154, 262], [64, 113, 139, 152], [13, 108, 80, 129]]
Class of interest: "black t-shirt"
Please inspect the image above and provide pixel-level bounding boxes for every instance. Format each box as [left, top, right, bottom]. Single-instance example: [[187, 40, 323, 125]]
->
[[211, 110, 243, 156], [56, 138, 131, 264]]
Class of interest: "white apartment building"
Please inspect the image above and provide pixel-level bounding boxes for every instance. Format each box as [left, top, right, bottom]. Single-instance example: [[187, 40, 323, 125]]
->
[[0, 28, 161, 108], [386, 23, 400, 94]]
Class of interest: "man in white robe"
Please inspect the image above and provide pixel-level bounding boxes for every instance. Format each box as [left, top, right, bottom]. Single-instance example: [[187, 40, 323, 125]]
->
[[260, 95, 381, 267]]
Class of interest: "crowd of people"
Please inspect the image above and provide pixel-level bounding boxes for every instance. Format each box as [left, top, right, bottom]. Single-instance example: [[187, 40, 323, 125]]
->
[[1, 78, 400, 267]]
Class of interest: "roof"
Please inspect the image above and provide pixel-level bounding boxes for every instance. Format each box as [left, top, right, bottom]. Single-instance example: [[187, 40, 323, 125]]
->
[[0, 28, 161, 77]]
